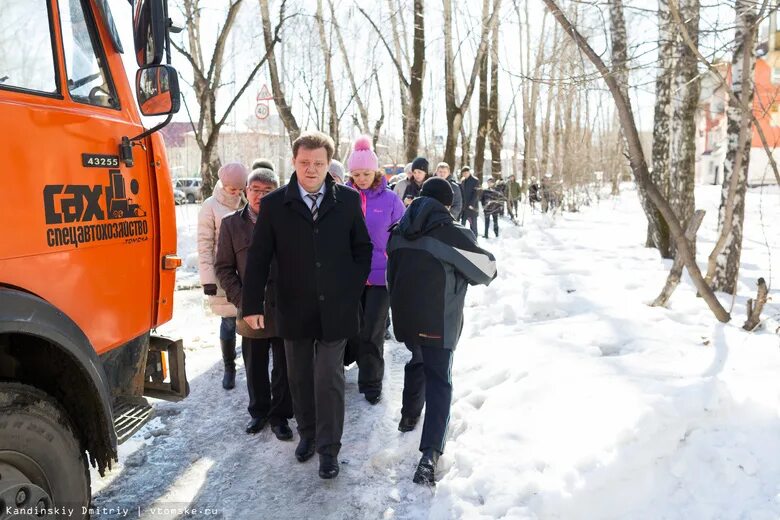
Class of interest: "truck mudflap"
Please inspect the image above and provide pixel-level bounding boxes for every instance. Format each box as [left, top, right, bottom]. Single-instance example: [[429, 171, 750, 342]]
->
[[144, 335, 189, 402]]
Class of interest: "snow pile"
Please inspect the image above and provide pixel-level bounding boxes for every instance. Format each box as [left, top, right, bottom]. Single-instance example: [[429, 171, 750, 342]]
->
[[92, 185, 780, 519], [424, 185, 780, 519]]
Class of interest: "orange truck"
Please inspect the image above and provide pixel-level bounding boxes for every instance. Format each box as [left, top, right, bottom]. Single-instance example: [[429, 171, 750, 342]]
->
[[0, 0, 188, 515]]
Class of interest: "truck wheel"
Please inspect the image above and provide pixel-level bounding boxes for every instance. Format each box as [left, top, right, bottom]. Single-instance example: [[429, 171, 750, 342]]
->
[[0, 383, 90, 519], [186, 194, 195, 204]]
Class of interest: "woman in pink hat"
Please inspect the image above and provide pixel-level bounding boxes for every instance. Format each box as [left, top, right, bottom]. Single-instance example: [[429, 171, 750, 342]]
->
[[345, 136, 405, 404]]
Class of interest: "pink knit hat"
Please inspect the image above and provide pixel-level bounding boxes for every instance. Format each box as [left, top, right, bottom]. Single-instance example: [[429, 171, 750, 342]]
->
[[347, 136, 379, 172], [218, 162, 249, 189]]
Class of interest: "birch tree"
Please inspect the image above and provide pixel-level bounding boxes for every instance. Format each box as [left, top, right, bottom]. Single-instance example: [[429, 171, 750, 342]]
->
[[708, 0, 757, 294]]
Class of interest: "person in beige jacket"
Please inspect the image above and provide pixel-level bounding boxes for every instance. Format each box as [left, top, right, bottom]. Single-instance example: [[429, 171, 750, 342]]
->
[[198, 162, 248, 390]]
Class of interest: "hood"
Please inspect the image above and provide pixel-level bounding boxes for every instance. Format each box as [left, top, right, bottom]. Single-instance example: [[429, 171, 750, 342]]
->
[[394, 196, 452, 240]]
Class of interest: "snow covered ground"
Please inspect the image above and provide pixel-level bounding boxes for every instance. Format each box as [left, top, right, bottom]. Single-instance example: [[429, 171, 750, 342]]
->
[[90, 184, 780, 519]]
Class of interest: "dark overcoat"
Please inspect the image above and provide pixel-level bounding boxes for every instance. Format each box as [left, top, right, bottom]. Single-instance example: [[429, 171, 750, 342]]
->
[[241, 173, 373, 341], [215, 205, 279, 339]]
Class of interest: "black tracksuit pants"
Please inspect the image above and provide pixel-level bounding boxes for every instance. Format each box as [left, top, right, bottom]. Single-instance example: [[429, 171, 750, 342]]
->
[[401, 344, 454, 454], [241, 337, 293, 426], [484, 213, 499, 238], [347, 286, 390, 397]]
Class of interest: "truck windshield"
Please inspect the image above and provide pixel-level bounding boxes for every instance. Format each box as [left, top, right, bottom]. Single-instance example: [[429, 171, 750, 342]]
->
[[60, 0, 119, 109]]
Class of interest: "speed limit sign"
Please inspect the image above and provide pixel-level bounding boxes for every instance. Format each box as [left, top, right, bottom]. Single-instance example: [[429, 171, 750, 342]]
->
[[255, 102, 269, 120]]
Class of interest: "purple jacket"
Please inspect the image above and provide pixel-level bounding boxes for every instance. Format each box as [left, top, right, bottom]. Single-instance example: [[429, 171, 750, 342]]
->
[[348, 177, 406, 286]]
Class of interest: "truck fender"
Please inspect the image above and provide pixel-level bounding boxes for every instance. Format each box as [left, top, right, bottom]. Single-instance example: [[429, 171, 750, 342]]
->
[[0, 286, 117, 473]]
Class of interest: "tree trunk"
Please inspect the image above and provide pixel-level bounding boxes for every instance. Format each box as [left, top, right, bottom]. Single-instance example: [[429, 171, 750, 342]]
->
[[710, 0, 756, 295], [488, 17, 502, 177], [668, 0, 700, 257], [460, 124, 472, 170], [403, 0, 425, 161], [315, 0, 340, 159], [649, 0, 674, 256], [260, 0, 299, 144], [475, 48, 489, 176]]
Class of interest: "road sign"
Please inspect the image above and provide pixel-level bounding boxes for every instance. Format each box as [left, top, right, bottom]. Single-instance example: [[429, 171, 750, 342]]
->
[[255, 102, 269, 120], [257, 84, 272, 100]]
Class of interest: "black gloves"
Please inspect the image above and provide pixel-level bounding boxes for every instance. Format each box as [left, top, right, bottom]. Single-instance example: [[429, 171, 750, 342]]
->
[[203, 284, 217, 296]]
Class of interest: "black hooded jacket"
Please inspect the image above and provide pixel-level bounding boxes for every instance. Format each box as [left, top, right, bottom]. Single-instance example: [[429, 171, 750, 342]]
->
[[387, 197, 497, 349]]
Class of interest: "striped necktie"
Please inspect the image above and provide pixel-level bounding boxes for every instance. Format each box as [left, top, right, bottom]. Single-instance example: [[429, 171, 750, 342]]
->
[[307, 193, 321, 221]]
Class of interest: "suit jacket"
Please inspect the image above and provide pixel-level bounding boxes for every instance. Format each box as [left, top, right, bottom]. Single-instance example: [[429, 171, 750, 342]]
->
[[241, 173, 373, 341]]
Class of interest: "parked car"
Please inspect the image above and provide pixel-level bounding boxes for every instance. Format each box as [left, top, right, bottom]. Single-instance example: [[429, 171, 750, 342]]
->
[[174, 177, 202, 203], [173, 187, 186, 205]]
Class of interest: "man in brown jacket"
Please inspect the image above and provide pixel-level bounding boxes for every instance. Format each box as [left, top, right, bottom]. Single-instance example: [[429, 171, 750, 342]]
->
[[215, 168, 293, 440]]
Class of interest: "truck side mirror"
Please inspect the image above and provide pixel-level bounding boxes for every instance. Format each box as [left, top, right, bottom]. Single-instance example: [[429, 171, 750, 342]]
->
[[133, 0, 167, 67], [136, 65, 180, 116]]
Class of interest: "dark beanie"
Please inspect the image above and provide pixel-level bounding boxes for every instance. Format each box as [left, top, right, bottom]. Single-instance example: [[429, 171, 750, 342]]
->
[[411, 156, 429, 174], [421, 177, 454, 207]]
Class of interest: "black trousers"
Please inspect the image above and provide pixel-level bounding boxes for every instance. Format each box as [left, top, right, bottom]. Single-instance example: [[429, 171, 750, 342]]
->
[[401, 344, 454, 454], [484, 213, 499, 237], [242, 336, 293, 425], [460, 212, 478, 237], [347, 286, 390, 396], [284, 338, 347, 456]]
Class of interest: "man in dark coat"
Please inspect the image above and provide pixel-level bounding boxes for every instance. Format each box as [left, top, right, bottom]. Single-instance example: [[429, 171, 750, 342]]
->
[[459, 165, 480, 237], [216, 168, 293, 439], [242, 131, 373, 480], [387, 177, 497, 486]]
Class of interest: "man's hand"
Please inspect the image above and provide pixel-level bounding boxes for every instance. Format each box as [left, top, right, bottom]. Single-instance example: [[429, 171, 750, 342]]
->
[[243, 314, 265, 330], [203, 284, 217, 296]]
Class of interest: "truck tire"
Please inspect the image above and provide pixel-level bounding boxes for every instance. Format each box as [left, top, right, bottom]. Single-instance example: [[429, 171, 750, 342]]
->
[[186, 193, 195, 204], [0, 383, 90, 519]]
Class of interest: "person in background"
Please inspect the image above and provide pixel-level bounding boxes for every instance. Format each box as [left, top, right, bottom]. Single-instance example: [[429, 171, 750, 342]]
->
[[344, 136, 405, 405], [435, 162, 462, 221], [252, 158, 275, 171], [506, 174, 521, 216], [480, 177, 503, 239], [402, 157, 429, 207], [215, 169, 293, 439], [459, 166, 480, 237], [328, 159, 345, 184], [393, 162, 413, 198], [198, 163, 248, 390], [241, 131, 373, 480], [387, 177, 497, 485]]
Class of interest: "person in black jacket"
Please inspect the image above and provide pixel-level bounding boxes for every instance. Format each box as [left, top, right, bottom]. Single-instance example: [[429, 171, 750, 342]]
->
[[241, 131, 373, 480], [387, 177, 497, 486], [459, 166, 480, 237], [402, 156, 430, 206], [480, 177, 504, 238]]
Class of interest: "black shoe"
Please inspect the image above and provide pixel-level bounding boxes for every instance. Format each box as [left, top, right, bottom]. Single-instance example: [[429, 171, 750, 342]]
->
[[318, 454, 340, 479], [245, 417, 267, 434], [365, 393, 381, 405], [295, 437, 316, 462], [271, 422, 293, 441], [412, 449, 440, 485], [222, 369, 236, 390], [398, 416, 419, 432]]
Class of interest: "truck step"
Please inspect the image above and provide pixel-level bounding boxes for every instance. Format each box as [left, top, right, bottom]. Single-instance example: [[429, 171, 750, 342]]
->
[[113, 397, 154, 444]]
